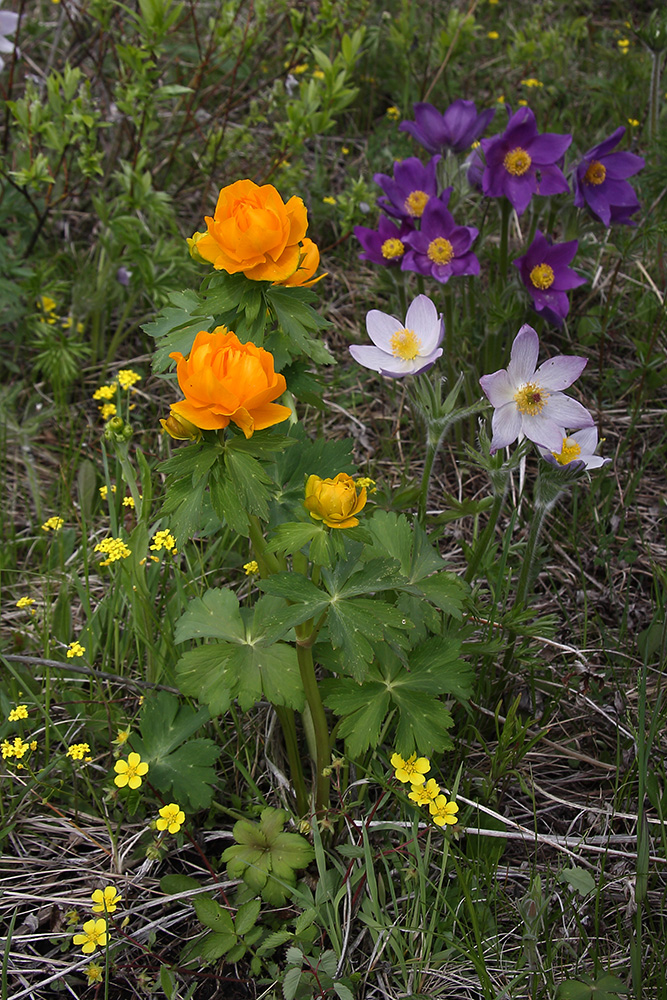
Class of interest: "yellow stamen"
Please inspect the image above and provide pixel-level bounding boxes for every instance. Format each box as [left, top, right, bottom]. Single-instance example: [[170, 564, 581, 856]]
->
[[427, 237, 454, 265], [503, 147, 532, 176], [584, 160, 606, 185], [390, 328, 422, 360], [404, 189, 429, 217], [529, 263, 555, 289], [552, 437, 582, 465], [381, 238, 405, 260], [514, 381, 547, 415]]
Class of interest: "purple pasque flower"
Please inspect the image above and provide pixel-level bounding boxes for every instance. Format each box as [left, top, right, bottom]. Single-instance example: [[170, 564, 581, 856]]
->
[[480, 106, 572, 215], [373, 156, 441, 221], [538, 426, 611, 470], [399, 99, 495, 155], [354, 215, 415, 267], [402, 198, 479, 284], [479, 324, 593, 453], [573, 126, 644, 227], [349, 294, 443, 378], [513, 230, 586, 326]]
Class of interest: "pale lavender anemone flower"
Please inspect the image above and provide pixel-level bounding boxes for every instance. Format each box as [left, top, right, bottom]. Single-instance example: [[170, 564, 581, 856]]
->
[[538, 426, 611, 470], [479, 324, 593, 453], [399, 100, 495, 155], [480, 106, 571, 215], [513, 230, 586, 326], [0, 10, 19, 72], [349, 294, 444, 378], [573, 126, 644, 227], [373, 156, 442, 221], [402, 199, 479, 284], [354, 215, 415, 268]]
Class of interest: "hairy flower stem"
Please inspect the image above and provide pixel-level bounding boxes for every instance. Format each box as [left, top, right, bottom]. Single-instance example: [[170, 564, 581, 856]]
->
[[417, 433, 440, 526], [464, 491, 505, 583], [295, 628, 331, 816], [499, 197, 511, 279]]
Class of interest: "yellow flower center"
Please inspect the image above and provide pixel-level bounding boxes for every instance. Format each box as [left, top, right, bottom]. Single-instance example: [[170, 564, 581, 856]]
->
[[427, 237, 454, 265], [514, 381, 547, 415], [503, 147, 532, 176], [529, 263, 555, 289], [390, 328, 422, 360], [584, 160, 606, 185], [381, 237, 405, 259], [404, 189, 429, 217], [552, 437, 582, 465]]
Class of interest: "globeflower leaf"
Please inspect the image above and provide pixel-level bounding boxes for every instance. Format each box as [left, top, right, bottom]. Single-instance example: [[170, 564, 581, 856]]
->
[[174, 587, 244, 643], [221, 807, 314, 905]]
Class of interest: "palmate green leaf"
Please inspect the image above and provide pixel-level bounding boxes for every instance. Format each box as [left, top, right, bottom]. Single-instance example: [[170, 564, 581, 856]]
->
[[143, 290, 214, 373], [265, 521, 324, 556], [174, 587, 244, 643], [264, 285, 333, 365], [133, 693, 219, 811], [326, 597, 413, 681], [174, 645, 236, 715], [221, 807, 314, 906], [414, 572, 468, 618], [159, 474, 211, 545]]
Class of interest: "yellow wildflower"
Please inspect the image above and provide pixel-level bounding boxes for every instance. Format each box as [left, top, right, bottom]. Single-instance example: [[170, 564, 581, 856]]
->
[[114, 751, 148, 789], [429, 795, 459, 826], [116, 369, 141, 390], [85, 964, 104, 985], [628, 118, 639, 127], [386, 105, 400, 120], [40, 295, 57, 313], [520, 78, 543, 88], [1, 740, 14, 759], [150, 529, 177, 553], [122, 496, 135, 508], [8, 705, 28, 722], [91, 886, 122, 914], [243, 561, 259, 575], [94, 537, 131, 566], [408, 777, 441, 806], [67, 742, 91, 760], [356, 476, 376, 493], [65, 909, 80, 926], [41, 516, 64, 532], [341, 146, 350, 155], [73, 918, 107, 955], [156, 803, 185, 835], [99, 403, 117, 421], [9, 737, 29, 759], [66, 641, 86, 658], [16, 597, 36, 613], [487, 31, 499, 39], [99, 485, 117, 499], [313, 69, 325, 79], [30, 741, 37, 751], [322, 196, 337, 205], [92, 384, 117, 401], [114, 729, 130, 746], [390, 752, 430, 785]]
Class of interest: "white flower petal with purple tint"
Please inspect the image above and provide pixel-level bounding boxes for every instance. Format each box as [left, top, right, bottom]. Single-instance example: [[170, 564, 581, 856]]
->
[[539, 426, 611, 470], [349, 294, 444, 378], [479, 324, 593, 453]]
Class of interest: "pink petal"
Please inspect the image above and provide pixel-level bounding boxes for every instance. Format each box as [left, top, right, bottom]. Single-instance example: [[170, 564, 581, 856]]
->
[[479, 369, 515, 407], [404, 294, 442, 352]]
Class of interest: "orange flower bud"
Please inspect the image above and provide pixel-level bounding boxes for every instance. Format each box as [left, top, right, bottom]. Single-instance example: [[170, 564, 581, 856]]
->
[[193, 179, 317, 283], [160, 409, 202, 442], [168, 327, 291, 439], [279, 238, 324, 287], [304, 473, 367, 529]]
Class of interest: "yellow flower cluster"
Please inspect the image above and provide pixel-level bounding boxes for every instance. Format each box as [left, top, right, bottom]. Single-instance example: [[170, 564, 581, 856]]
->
[[150, 530, 177, 554], [2, 736, 36, 760], [99, 403, 117, 420], [41, 516, 64, 532], [16, 596, 36, 614], [520, 78, 543, 88], [386, 105, 400, 121], [99, 484, 117, 499], [66, 641, 86, 658], [94, 536, 132, 566], [114, 751, 148, 789], [122, 496, 135, 508], [243, 560, 259, 575], [117, 369, 141, 390], [67, 743, 91, 761], [156, 802, 185, 834], [8, 705, 28, 721], [93, 385, 116, 401], [390, 752, 459, 827]]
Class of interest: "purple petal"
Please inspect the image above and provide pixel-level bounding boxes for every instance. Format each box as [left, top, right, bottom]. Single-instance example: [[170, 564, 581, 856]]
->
[[480, 369, 515, 407], [521, 413, 565, 452], [507, 325, 539, 384], [503, 174, 534, 215], [571, 426, 599, 453], [490, 403, 523, 452], [528, 132, 572, 164], [602, 150, 645, 180], [585, 127, 625, 160], [536, 354, 587, 390], [405, 295, 442, 351], [536, 164, 570, 197], [544, 393, 594, 428]]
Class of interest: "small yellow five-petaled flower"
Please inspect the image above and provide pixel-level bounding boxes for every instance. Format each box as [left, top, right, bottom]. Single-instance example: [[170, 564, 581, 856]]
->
[[113, 752, 148, 790], [73, 918, 107, 954], [390, 751, 430, 786], [156, 803, 185, 835], [91, 886, 122, 914]]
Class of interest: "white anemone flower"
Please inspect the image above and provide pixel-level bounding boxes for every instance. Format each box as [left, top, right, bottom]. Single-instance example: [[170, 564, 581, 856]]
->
[[539, 426, 611, 470], [479, 324, 593, 453], [0, 10, 18, 73], [349, 294, 444, 377]]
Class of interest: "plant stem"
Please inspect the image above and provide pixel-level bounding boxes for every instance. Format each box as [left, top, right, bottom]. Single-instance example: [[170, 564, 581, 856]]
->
[[464, 491, 504, 583], [417, 434, 438, 526], [499, 197, 511, 279], [274, 705, 308, 817], [295, 629, 330, 816]]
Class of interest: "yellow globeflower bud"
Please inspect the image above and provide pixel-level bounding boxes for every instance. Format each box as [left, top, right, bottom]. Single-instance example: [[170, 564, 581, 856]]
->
[[304, 473, 367, 529], [159, 408, 203, 442], [186, 231, 208, 264]]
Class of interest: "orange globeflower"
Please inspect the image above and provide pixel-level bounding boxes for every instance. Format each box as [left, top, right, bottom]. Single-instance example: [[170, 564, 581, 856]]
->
[[280, 237, 323, 287], [193, 179, 313, 283], [168, 327, 291, 438], [304, 473, 367, 529]]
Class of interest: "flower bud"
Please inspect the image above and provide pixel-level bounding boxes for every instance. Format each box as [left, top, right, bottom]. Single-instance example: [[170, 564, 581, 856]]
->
[[304, 473, 367, 529], [186, 231, 208, 264], [160, 408, 202, 442]]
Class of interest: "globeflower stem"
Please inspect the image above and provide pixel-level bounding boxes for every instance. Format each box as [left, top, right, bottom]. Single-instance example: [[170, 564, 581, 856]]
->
[[295, 627, 331, 816], [274, 705, 309, 817]]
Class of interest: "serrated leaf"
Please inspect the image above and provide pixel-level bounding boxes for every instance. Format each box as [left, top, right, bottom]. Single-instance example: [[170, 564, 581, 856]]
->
[[187, 929, 237, 962], [139, 692, 210, 755], [323, 680, 390, 756], [234, 899, 261, 937], [143, 290, 213, 373], [283, 966, 303, 1000], [160, 874, 202, 896], [174, 588, 244, 643], [175, 645, 237, 715], [265, 521, 323, 555], [333, 984, 355, 1000], [193, 895, 234, 933], [415, 571, 468, 617], [408, 637, 474, 699]]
